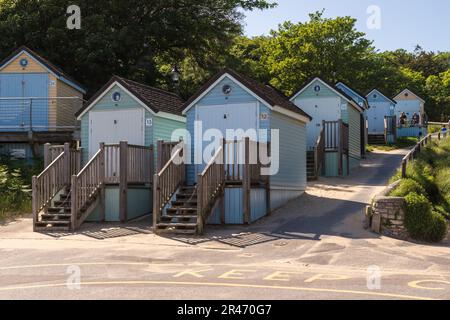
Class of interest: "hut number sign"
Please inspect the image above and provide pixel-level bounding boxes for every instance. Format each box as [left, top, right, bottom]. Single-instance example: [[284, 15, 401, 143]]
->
[[260, 112, 269, 121], [145, 118, 153, 127]]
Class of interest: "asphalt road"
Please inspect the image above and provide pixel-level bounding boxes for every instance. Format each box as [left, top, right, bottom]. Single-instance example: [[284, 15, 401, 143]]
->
[[0, 149, 449, 300]]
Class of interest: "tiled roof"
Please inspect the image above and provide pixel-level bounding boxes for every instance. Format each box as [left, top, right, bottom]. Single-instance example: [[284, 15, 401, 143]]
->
[[0, 45, 86, 93], [76, 76, 184, 117], [182, 68, 312, 121]]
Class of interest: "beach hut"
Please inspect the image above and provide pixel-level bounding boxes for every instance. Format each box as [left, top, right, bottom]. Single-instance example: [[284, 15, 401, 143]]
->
[[365, 89, 397, 144], [335, 81, 369, 157], [32, 76, 185, 231], [290, 77, 364, 178], [393, 89, 427, 138], [0, 46, 85, 158], [152, 68, 311, 234]]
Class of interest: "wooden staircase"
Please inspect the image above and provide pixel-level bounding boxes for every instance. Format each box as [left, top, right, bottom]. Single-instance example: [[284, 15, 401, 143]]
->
[[156, 186, 198, 234], [306, 151, 316, 181], [368, 134, 386, 145], [35, 187, 72, 231]]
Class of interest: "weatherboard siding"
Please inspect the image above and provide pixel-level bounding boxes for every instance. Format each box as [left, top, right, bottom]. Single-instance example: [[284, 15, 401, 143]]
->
[[0, 52, 46, 73], [348, 103, 361, 166], [294, 79, 336, 99], [270, 111, 307, 190]]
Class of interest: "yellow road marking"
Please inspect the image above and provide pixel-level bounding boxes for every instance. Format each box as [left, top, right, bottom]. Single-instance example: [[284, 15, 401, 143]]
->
[[0, 280, 436, 300], [408, 280, 450, 291]]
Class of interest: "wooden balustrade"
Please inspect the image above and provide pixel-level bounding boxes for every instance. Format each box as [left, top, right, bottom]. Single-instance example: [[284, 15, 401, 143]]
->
[[104, 144, 120, 184], [197, 145, 225, 234], [157, 140, 180, 172], [32, 143, 81, 231], [153, 146, 185, 228], [323, 120, 340, 150], [71, 147, 105, 230], [314, 125, 325, 177]]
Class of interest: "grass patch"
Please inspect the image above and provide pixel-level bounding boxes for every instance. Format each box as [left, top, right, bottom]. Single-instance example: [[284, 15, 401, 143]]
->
[[388, 137, 450, 241], [367, 137, 419, 152], [0, 156, 43, 221]]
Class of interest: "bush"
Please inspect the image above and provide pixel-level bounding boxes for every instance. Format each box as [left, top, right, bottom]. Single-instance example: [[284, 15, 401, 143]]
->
[[426, 212, 448, 242], [0, 164, 31, 219], [404, 193, 447, 242], [390, 179, 426, 197], [404, 193, 433, 240]]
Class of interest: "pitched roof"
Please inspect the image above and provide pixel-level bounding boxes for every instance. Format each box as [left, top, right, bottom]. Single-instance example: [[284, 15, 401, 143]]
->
[[335, 81, 369, 108], [366, 88, 397, 104], [0, 46, 86, 93], [393, 88, 425, 103], [290, 76, 364, 113], [182, 68, 312, 121], [75, 76, 184, 118]]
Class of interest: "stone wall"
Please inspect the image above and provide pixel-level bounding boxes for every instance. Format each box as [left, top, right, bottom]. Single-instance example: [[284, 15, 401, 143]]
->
[[366, 181, 409, 240]]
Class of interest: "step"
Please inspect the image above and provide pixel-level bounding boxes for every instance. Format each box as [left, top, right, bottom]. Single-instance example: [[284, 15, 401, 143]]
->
[[48, 207, 71, 213], [163, 215, 198, 219], [36, 220, 70, 226], [156, 228, 196, 235], [176, 194, 197, 200], [171, 200, 197, 207], [41, 213, 72, 220], [156, 222, 197, 228], [34, 226, 71, 232], [167, 207, 197, 214], [54, 200, 71, 207], [59, 194, 71, 200]]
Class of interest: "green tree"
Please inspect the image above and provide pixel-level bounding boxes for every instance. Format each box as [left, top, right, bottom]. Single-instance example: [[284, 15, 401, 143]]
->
[[0, 0, 275, 96], [261, 11, 375, 95]]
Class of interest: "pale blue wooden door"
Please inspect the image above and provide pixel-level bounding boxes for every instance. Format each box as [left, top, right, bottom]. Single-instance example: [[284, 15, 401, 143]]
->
[[24, 74, 49, 131], [0, 73, 48, 131], [0, 74, 26, 131]]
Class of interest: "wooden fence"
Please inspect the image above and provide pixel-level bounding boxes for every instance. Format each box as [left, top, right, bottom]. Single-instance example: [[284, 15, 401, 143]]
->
[[401, 131, 449, 178]]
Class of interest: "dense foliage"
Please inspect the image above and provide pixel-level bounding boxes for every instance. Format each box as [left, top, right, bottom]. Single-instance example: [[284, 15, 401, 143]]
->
[[390, 138, 450, 242], [0, 4, 448, 117]]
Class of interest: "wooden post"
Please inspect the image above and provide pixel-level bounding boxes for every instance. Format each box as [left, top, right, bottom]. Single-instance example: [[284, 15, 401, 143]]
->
[[220, 139, 226, 225], [401, 159, 407, 178], [265, 141, 271, 215], [32, 176, 37, 232], [338, 120, 343, 176], [197, 174, 204, 234], [99, 143, 106, 222], [156, 140, 164, 173], [63, 143, 70, 185], [119, 141, 128, 223], [152, 174, 159, 230], [43, 143, 51, 168], [243, 137, 251, 224], [71, 175, 77, 231]]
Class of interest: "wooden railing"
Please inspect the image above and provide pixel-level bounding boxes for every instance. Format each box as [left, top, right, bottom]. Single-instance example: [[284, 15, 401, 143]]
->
[[197, 145, 225, 234], [323, 120, 340, 150], [71, 147, 105, 230], [104, 144, 120, 184], [314, 125, 326, 177], [153, 145, 185, 228], [384, 115, 397, 143], [32, 143, 81, 231], [401, 132, 448, 178], [157, 140, 180, 172]]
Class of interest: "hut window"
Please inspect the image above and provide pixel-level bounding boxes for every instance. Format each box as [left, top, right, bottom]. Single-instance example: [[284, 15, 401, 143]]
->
[[112, 91, 122, 102], [20, 58, 28, 68], [222, 84, 232, 95]]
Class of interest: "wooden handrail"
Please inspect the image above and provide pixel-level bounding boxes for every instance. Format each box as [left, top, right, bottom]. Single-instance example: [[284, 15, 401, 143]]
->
[[314, 125, 325, 177], [32, 143, 81, 231], [153, 146, 185, 229], [197, 145, 225, 234], [71, 147, 105, 230]]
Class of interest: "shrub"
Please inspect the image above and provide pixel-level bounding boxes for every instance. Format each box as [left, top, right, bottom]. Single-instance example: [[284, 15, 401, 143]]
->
[[404, 193, 433, 240], [390, 179, 426, 197], [0, 164, 31, 219], [426, 212, 448, 242], [404, 193, 447, 242]]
